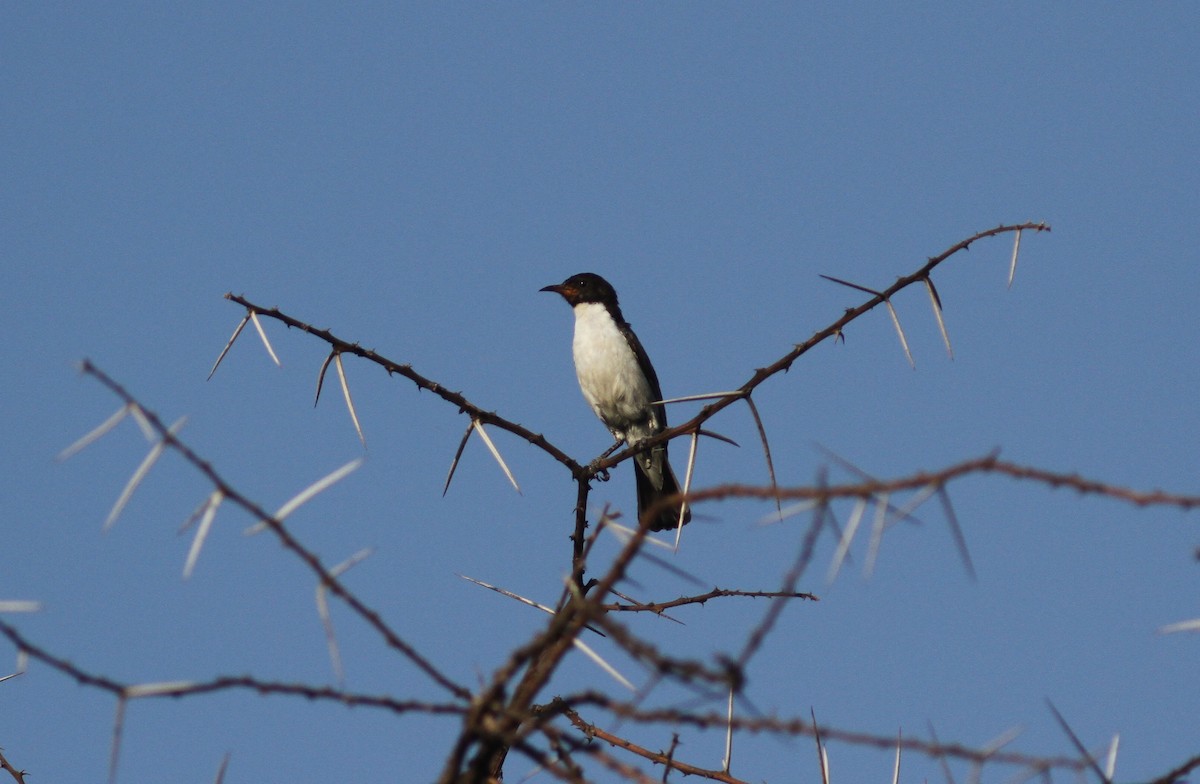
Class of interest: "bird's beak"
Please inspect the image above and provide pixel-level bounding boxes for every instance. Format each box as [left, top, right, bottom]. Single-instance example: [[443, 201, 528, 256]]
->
[[540, 283, 577, 300]]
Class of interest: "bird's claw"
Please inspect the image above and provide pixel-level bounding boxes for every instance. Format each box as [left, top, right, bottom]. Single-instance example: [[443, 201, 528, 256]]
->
[[586, 460, 611, 482]]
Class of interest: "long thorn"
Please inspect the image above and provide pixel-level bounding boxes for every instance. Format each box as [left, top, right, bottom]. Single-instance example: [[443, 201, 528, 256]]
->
[[104, 416, 186, 531], [937, 486, 977, 581], [928, 721, 957, 784], [864, 492, 889, 578], [244, 458, 363, 535], [58, 404, 130, 461], [819, 274, 882, 297], [213, 752, 231, 784], [1008, 228, 1023, 289], [827, 497, 867, 583], [318, 548, 373, 684], [1104, 734, 1119, 781], [892, 729, 902, 784], [182, 491, 223, 579], [314, 352, 335, 407], [1046, 700, 1109, 783], [812, 707, 829, 784], [654, 390, 746, 405], [335, 353, 366, 447], [698, 429, 739, 447], [722, 684, 734, 773], [472, 419, 521, 494], [885, 299, 915, 368], [207, 313, 251, 381], [442, 422, 474, 497], [924, 277, 954, 359], [109, 696, 127, 784], [249, 310, 281, 367], [675, 429, 699, 550], [744, 395, 782, 521]]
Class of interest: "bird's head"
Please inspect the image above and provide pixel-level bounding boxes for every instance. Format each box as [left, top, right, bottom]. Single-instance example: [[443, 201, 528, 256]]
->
[[540, 273, 618, 308]]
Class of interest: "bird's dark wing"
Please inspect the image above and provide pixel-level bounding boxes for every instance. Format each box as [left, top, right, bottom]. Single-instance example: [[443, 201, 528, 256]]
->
[[618, 321, 667, 430]]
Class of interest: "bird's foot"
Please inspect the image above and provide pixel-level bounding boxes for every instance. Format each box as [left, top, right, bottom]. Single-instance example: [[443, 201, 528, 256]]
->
[[586, 439, 625, 481], [601, 440, 624, 459], [586, 459, 611, 482]]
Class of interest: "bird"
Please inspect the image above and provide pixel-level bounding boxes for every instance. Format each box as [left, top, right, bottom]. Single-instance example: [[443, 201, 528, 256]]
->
[[541, 272, 690, 531]]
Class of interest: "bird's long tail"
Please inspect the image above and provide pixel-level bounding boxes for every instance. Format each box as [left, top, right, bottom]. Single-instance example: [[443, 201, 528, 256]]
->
[[634, 444, 690, 532]]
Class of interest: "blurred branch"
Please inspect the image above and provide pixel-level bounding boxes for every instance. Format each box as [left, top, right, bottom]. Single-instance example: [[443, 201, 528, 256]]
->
[[31, 222, 1187, 784], [601, 587, 818, 615], [666, 451, 1200, 512], [74, 361, 470, 701], [0, 747, 27, 784], [559, 693, 1090, 777], [1148, 752, 1200, 784], [560, 703, 749, 784], [0, 616, 462, 717]]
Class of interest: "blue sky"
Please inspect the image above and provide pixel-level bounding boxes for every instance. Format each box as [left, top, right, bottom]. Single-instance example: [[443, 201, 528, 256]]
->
[[3, 4, 1198, 782]]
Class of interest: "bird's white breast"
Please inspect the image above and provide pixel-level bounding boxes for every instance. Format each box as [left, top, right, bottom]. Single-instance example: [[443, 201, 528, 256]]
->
[[571, 302, 656, 441]]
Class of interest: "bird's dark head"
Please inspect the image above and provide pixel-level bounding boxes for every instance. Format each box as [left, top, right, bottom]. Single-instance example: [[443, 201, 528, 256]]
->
[[540, 273, 618, 307]]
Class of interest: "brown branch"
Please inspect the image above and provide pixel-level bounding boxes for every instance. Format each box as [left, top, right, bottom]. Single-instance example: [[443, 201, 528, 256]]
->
[[602, 587, 818, 615], [0, 617, 462, 717], [735, 479, 828, 671], [76, 361, 471, 702], [201, 225, 1060, 784], [599, 223, 1052, 471], [1148, 752, 1200, 784], [221, 293, 585, 477], [666, 451, 1200, 512], [561, 704, 749, 784], [561, 692, 1089, 775], [0, 747, 27, 784], [224, 224, 1050, 493], [30, 222, 1197, 784], [452, 483, 710, 780]]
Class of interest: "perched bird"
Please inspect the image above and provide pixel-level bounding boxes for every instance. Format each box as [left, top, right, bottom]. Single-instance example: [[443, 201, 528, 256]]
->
[[541, 273, 690, 531]]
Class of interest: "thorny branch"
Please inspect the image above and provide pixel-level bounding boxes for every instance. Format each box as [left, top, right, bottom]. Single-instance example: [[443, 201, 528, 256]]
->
[[218, 224, 1050, 496], [663, 452, 1200, 513], [77, 361, 471, 702], [601, 588, 819, 615], [16, 222, 1198, 783], [220, 293, 585, 477], [0, 748, 27, 784], [0, 618, 462, 716], [596, 223, 1052, 477], [554, 695, 1092, 776], [560, 703, 748, 784]]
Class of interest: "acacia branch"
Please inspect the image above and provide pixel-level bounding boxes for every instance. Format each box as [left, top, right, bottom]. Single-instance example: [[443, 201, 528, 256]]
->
[[601, 223, 1051, 471], [0, 747, 27, 784], [222, 224, 1050, 490], [664, 451, 1200, 513], [0, 617, 462, 716], [558, 693, 1090, 776], [76, 361, 470, 702], [601, 587, 818, 615], [221, 293, 584, 477], [55, 224, 1107, 784], [560, 704, 748, 784]]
